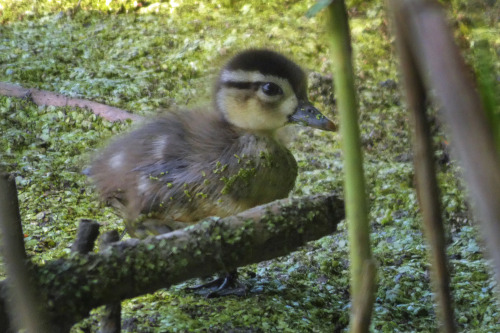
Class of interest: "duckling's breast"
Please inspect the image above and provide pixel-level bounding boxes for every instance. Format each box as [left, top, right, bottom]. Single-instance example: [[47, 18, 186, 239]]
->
[[147, 131, 298, 223], [215, 133, 298, 213]]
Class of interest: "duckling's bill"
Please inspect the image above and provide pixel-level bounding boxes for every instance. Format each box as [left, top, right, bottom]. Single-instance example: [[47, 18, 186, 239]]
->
[[288, 101, 336, 132]]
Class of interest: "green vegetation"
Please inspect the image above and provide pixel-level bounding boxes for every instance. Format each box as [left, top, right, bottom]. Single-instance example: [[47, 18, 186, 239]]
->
[[0, 0, 499, 331]]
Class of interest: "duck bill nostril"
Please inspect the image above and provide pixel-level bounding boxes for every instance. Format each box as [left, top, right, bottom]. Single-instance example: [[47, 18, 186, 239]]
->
[[288, 102, 336, 132]]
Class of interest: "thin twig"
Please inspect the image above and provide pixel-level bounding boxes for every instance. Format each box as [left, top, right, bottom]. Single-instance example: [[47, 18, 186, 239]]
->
[[72, 219, 101, 255], [389, 1, 456, 330], [0, 173, 52, 332], [400, 0, 500, 301], [0, 82, 142, 122]]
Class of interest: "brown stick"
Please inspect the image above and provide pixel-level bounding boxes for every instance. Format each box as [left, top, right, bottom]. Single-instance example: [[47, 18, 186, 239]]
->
[[400, 0, 500, 299], [72, 219, 101, 255], [0, 193, 344, 330], [389, 2, 456, 331], [99, 231, 122, 333], [0, 82, 142, 122], [0, 174, 52, 333]]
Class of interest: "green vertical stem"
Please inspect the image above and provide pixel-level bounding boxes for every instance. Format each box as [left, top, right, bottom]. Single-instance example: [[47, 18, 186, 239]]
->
[[473, 42, 500, 154], [326, 1, 375, 331]]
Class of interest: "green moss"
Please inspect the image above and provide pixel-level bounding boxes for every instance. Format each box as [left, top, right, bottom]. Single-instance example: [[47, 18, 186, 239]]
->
[[259, 150, 276, 168], [213, 161, 229, 174], [1, 0, 499, 332], [220, 167, 257, 195]]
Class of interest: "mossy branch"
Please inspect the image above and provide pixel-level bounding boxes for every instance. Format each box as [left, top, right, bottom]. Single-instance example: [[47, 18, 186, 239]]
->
[[99, 230, 122, 333], [326, 1, 375, 331], [0, 193, 344, 331]]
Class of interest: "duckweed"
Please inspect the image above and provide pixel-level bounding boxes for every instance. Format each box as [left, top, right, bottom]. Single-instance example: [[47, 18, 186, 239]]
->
[[0, 0, 498, 332]]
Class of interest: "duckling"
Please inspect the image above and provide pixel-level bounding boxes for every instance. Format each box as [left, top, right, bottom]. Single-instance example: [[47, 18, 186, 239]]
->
[[89, 49, 335, 294], [90, 49, 335, 235]]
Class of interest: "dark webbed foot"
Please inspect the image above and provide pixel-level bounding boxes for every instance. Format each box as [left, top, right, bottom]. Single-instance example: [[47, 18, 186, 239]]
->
[[189, 271, 247, 298]]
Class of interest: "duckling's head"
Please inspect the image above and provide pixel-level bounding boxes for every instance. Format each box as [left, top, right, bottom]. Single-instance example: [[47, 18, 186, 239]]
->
[[215, 49, 336, 132]]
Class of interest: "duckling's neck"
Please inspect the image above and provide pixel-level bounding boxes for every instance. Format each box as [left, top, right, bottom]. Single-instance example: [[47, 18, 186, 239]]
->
[[215, 110, 283, 141], [238, 127, 277, 137], [231, 126, 289, 148]]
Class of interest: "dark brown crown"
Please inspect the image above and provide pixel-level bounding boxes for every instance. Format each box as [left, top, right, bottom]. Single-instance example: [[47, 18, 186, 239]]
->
[[220, 49, 308, 99]]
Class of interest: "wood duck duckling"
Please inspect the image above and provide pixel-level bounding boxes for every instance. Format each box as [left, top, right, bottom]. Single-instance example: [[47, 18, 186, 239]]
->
[[88, 49, 335, 295]]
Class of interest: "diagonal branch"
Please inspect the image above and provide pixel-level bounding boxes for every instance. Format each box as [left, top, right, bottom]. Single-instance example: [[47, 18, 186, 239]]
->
[[0, 82, 142, 122]]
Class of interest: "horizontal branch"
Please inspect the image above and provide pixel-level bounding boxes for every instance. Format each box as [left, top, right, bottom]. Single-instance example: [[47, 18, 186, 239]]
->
[[0, 193, 344, 330], [0, 82, 142, 122]]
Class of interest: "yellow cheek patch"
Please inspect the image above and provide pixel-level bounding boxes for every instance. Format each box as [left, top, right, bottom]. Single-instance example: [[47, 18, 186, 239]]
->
[[216, 81, 300, 132], [223, 95, 290, 131]]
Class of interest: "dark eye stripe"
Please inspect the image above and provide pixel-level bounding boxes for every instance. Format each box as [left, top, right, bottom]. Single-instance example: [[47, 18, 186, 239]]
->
[[222, 81, 262, 90]]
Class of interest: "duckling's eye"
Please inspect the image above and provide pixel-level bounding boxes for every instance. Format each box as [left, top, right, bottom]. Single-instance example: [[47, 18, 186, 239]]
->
[[261, 82, 283, 96]]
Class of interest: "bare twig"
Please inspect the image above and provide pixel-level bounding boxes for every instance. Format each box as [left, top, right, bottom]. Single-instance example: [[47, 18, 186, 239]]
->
[[72, 219, 101, 255], [389, 1, 456, 330], [0, 82, 142, 122], [0, 173, 52, 333], [398, 0, 500, 299]]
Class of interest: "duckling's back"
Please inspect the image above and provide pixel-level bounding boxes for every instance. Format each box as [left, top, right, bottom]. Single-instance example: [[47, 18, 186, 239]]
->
[[89, 109, 298, 234]]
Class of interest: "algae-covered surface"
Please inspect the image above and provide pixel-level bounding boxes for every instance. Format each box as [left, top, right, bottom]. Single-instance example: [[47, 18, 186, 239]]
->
[[0, 0, 499, 331]]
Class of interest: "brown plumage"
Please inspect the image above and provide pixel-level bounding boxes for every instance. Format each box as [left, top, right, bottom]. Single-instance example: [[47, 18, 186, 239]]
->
[[89, 49, 335, 238]]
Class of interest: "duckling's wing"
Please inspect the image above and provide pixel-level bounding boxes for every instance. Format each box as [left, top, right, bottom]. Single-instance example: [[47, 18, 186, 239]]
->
[[89, 110, 233, 221]]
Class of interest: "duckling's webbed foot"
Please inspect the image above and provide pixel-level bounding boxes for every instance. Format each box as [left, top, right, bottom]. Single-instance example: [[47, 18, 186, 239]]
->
[[189, 271, 247, 298]]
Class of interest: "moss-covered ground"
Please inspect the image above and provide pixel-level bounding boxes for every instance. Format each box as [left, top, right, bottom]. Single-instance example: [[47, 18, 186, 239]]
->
[[0, 0, 499, 331]]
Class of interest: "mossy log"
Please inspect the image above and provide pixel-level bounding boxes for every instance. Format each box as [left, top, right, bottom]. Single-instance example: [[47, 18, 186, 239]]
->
[[0, 193, 344, 331]]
